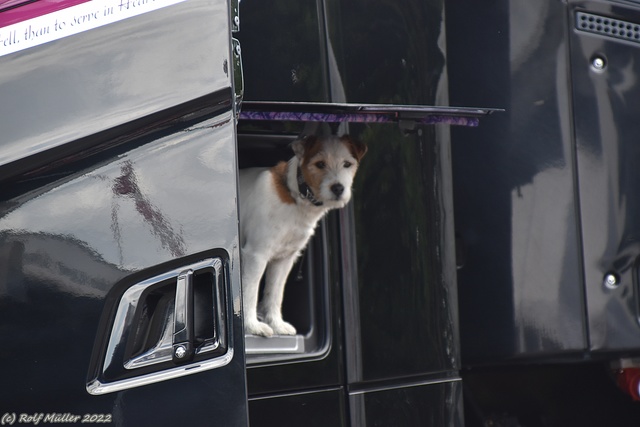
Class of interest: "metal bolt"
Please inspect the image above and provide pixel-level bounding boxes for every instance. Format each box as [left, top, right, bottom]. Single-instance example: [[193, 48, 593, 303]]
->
[[234, 16, 240, 27], [604, 273, 619, 289], [174, 345, 187, 359], [235, 43, 241, 56], [592, 57, 606, 70]]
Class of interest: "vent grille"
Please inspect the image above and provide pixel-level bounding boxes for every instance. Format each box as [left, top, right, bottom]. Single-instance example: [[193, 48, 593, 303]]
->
[[576, 11, 640, 43]]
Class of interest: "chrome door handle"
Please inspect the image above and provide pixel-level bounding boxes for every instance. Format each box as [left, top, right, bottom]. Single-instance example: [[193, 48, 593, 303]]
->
[[87, 257, 232, 395], [173, 269, 194, 362]]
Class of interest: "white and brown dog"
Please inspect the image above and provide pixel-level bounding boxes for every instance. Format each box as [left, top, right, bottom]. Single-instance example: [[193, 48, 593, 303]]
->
[[238, 134, 367, 337]]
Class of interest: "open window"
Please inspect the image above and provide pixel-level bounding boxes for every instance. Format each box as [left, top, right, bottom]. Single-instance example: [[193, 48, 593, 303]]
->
[[236, 101, 497, 365], [237, 127, 332, 365]]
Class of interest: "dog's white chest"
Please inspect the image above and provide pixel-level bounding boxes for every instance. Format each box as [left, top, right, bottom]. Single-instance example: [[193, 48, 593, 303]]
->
[[267, 207, 319, 259], [238, 167, 325, 260]]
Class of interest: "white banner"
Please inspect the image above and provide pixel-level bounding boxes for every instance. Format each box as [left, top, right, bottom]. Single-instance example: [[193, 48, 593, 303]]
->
[[0, 0, 187, 57]]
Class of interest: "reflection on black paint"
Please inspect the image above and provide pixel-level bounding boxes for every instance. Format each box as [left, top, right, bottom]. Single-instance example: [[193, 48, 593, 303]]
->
[[112, 161, 186, 258], [326, 0, 458, 381], [237, 0, 327, 102]]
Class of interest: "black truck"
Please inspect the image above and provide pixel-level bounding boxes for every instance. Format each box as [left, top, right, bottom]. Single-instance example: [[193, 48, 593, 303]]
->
[[3, 0, 640, 426]]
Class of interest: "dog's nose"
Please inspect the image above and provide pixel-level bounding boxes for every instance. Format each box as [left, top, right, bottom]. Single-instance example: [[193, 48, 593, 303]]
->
[[331, 183, 344, 197]]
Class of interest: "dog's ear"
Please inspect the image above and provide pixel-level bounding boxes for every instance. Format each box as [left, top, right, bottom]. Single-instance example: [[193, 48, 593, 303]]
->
[[291, 135, 318, 160], [341, 135, 368, 162]]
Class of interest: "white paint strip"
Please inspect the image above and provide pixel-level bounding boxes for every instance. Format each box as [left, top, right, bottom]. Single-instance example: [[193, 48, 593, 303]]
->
[[0, 0, 187, 58]]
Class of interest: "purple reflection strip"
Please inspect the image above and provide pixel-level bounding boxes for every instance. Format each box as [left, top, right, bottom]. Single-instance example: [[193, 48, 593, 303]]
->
[[238, 110, 479, 127], [421, 115, 479, 126]]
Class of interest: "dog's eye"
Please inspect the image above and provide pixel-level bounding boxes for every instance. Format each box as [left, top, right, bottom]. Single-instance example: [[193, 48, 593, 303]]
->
[[315, 161, 326, 169], [343, 161, 353, 168]]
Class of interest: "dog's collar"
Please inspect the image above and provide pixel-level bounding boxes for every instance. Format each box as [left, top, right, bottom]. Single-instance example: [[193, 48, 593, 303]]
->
[[296, 166, 324, 207]]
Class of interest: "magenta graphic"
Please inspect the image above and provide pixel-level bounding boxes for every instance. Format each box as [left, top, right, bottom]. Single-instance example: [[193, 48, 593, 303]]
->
[[0, 0, 90, 28]]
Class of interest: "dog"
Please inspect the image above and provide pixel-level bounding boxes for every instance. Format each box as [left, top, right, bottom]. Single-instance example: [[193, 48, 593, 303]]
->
[[238, 134, 367, 337]]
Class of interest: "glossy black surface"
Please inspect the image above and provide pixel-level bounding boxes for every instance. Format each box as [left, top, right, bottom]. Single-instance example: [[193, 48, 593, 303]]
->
[[341, 123, 460, 383], [0, 0, 231, 169], [447, 0, 587, 364], [0, 0, 248, 423], [236, 0, 328, 102], [238, 0, 463, 424], [326, 0, 460, 383], [248, 388, 347, 427], [449, 0, 640, 362], [463, 363, 640, 427], [325, 0, 447, 105], [0, 112, 248, 424], [569, 0, 640, 352], [349, 380, 463, 427]]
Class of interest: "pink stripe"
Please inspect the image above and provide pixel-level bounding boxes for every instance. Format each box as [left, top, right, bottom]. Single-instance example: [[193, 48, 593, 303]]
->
[[0, 0, 91, 28]]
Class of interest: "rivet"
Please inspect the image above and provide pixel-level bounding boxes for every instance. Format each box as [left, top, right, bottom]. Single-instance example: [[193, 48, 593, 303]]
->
[[604, 273, 619, 289], [592, 57, 606, 71], [175, 345, 187, 359]]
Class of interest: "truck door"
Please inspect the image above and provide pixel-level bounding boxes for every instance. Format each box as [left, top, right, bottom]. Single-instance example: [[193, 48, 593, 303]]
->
[[0, 0, 248, 424], [236, 101, 493, 427]]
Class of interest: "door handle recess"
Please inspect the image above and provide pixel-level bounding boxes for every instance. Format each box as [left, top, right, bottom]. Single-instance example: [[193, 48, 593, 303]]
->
[[87, 257, 232, 395]]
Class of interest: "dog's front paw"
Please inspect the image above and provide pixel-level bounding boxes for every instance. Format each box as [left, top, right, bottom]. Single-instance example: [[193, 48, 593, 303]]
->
[[245, 319, 274, 337], [268, 319, 297, 336]]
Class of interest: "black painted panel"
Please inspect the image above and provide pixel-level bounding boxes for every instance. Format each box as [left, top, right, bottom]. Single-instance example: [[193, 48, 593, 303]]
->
[[326, 0, 460, 383], [447, 0, 587, 363], [570, 0, 640, 352], [350, 381, 463, 427], [0, 111, 248, 424], [249, 389, 347, 427], [236, 0, 328, 102], [345, 124, 460, 381]]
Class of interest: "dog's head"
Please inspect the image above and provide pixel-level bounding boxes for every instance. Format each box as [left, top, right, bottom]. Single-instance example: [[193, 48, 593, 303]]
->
[[292, 135, 367, 209]]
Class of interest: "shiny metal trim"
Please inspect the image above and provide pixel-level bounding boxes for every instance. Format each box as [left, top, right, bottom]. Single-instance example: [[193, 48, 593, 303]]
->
[[232, 38, 244, 108], [348, 376, 462, 396], [124, 308, 175, 370], [88, 258, 230, 395], [247, 386, 342, 402], [231, 0, 240, 32], [196, 339, 221, 355], [245, 334, 306, 354], [87, 349, 234, 395], [174, 269, 194, 344], [240, 100, 500, 118]]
